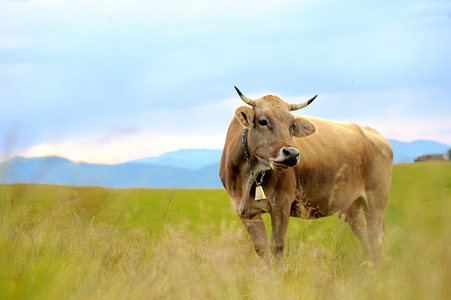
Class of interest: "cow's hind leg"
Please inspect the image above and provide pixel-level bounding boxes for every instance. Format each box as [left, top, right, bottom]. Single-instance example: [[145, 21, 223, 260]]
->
[[365, 208, 385, 263], [365, 189, 389, 263], [346, 198, 372, 262], [241, 214, 270, 263]]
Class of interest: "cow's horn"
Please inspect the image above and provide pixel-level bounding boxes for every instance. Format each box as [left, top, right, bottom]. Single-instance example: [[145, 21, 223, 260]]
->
[[234, 86, 257, 106], [289, 95, 317, 111]]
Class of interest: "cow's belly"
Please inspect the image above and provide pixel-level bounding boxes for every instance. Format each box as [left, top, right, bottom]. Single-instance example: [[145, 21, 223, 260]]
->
[[291, 177, 365, 220], [290, 188, 331, 219]]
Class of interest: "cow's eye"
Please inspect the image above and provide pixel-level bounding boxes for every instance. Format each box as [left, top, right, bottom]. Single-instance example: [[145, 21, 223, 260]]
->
[[259, 119, 268, 127]]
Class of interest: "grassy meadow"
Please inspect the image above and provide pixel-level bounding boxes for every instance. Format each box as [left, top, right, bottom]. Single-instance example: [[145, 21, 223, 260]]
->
[[1, 161, 450, 299]]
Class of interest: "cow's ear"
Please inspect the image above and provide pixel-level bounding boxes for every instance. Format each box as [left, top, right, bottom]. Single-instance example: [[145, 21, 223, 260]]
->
[[234, 106, 254, 128], [293, 116, 316, 138]]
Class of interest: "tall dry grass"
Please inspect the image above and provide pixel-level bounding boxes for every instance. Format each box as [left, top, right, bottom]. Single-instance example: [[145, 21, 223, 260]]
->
[[1, 187, 451, 300]]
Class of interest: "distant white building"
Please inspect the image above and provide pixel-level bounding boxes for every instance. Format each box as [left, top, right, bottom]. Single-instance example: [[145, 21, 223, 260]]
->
[[415, 149, 451, 162]]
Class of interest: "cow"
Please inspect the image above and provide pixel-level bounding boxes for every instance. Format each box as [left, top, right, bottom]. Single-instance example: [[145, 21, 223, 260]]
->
[[219, 87, 393, 264]]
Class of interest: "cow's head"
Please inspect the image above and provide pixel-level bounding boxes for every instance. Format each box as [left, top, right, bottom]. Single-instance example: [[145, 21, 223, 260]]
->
[[234, 86, 317, 172]]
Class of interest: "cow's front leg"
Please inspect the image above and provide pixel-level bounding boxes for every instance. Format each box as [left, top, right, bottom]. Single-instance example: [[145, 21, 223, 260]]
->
[[241, 214, 270, 263], [270, 201, 291, 260]]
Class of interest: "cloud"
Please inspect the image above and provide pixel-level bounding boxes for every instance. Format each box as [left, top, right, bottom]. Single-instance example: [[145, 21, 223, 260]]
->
[[0, 34, 33, 49], [7, 85, 451, 164], [1, 0, 450, 163], [301, 86, 451, 144], [12, 130, 227, 164], [96, 127, 139, 144]]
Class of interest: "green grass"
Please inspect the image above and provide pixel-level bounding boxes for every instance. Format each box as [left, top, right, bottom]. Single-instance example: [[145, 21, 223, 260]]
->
[[1, 161, 450, 299], [386, 161, 451, 237], [0, 185, 235, 235]]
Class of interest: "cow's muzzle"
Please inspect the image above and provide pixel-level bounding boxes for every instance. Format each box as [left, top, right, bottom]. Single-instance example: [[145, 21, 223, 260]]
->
[[270, 147, 300, 171]]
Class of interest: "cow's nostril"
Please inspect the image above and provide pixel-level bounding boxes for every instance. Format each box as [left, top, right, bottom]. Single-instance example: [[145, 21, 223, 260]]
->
[[283, 148, 291, 158]]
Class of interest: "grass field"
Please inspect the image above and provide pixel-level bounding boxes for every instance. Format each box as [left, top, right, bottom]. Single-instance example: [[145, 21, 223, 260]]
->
[[1, 161, 450, 299]]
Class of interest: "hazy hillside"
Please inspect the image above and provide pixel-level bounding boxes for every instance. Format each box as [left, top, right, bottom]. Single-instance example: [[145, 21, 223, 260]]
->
[[0, 156, 222, 188], [1, 139, 449, 188]]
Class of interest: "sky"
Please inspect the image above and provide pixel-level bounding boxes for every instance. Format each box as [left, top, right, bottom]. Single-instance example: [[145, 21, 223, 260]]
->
[[1, 0, 450, 164]]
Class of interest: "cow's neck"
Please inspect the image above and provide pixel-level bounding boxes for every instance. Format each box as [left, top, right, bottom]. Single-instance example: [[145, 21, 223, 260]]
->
[[237, 128, 270, 201]]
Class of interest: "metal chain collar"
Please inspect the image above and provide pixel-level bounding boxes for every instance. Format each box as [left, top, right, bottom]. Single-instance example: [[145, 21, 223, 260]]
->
[[241, 128, 265, 186]]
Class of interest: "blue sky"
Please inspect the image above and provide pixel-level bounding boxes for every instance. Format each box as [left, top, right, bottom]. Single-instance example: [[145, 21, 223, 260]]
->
[[1, 0, 450, 163]]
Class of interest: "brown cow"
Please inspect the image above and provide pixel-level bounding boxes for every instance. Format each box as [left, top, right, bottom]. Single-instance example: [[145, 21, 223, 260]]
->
[[219, 87, 393, 263]]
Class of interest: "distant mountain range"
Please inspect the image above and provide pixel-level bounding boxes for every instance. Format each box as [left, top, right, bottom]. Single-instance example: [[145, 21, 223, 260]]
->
[[0, 140, 449, 188], [389, 139, 450, 163], [0, 156, 222, 188], [128, 149, 223, 170]]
